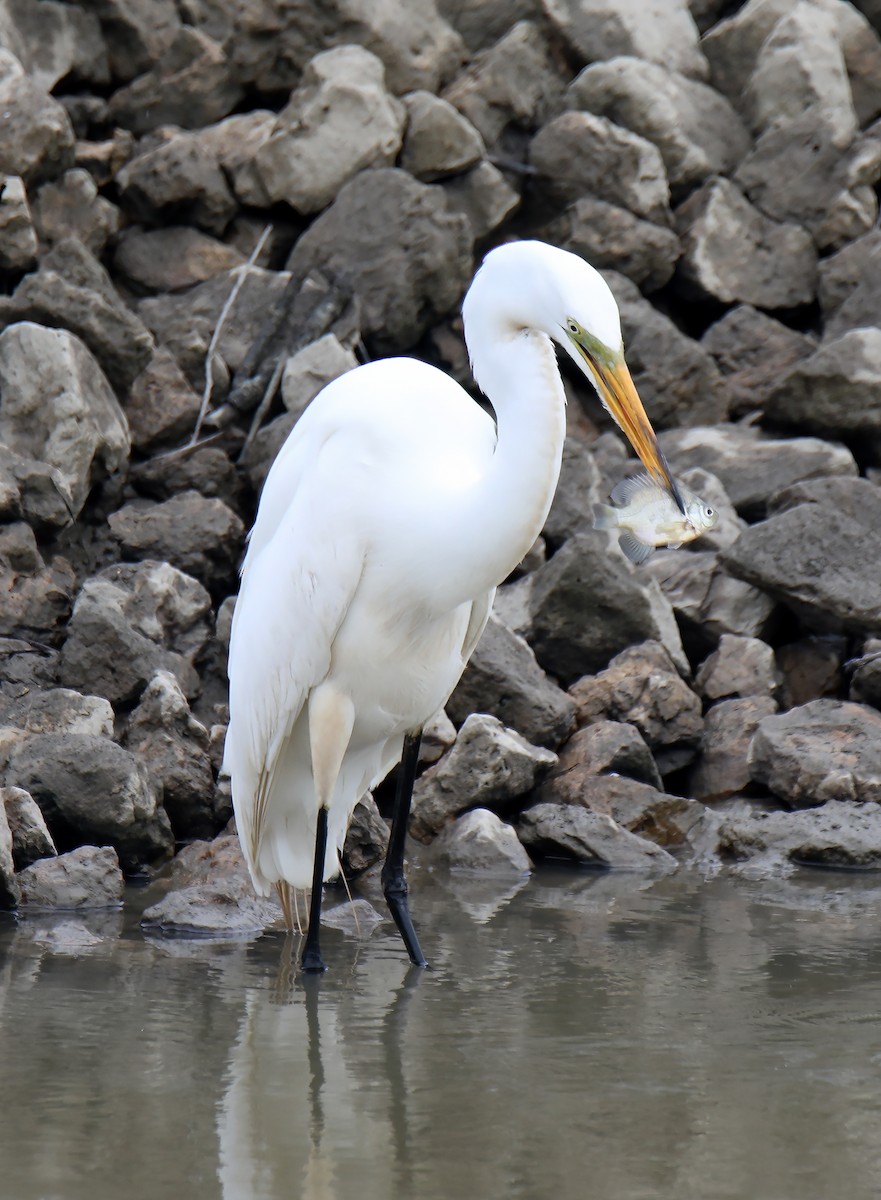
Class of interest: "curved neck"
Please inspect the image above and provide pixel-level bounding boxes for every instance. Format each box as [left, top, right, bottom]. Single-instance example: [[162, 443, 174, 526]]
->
[[427, 325, 566, 609]]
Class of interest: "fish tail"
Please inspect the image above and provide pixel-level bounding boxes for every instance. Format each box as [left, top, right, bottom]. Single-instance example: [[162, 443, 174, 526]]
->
[[592, 503, 618, 531]]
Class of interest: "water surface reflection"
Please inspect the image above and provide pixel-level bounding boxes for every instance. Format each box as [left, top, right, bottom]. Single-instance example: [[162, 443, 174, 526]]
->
[[2, 870, 881, 1200]]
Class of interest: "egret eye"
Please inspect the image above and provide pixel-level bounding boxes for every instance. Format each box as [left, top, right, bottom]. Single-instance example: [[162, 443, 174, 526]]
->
[[567, 320, 579, 334]]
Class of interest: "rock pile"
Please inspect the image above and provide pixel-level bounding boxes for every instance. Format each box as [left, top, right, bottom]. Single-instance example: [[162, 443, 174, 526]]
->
[[3, 0, 881, 929]]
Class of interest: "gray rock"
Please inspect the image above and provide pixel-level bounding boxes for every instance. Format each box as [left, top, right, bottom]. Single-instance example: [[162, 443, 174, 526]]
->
[[437, 0, 541, 52], [0, 798, 19, 907], [123, 348, 203, 454], [0, 0, 108, 92], [254, 46, 405, 215], [30, 168, 121, 256], [287, 169, 472, 355], [131, 447, 240, 508], [701, 305, 817, 419], [1, 786, 56, 870], [442, 21, 564, 151], [660, 424, 858, 519], [570, 641, 703, 774], [817, 226, 881, 338], [721, 503, 881, 635], [114, 226, 244, 295], [849, 641, 881, 709], [140, 834, 280, 935], [428, 808, 531, 875], [518, 801, 678, 873], [542, 719, 663, 794], [410, 713, 557, 842], [675, 177, 817, 309], [76, 0, 179, 82], [116, 127, 237, 236], [17, 845, 124, 908], [527, 532, 687, 685], [687, 696, 778, 803], [109, 492, 245, 592], [401, 90, 485, 181], [0, 238, 154, 393], [0, 443, 74, 532], [0, 523, 75, 643], [281, 334, 358, 418], [0, 48, 74, 183], [539, 197, 681, 292], [108, 26, 242, 134], [0, 686, 113, 737], [764, 329, 881, 438], [566, 774, 704, 847], [541, 437, 603, 549], [604, 272, 730, 428], [542, 0, 707, 79], [778, 635, 848, 709], [768, 474, 881, 524], [125, 672, 217, 841], [341, 795, 389, 876], [5, 732, 174, 868], [750, 699, 881, 807], [530, 111, 672, 226], [0, 175, 37, 270], [440, 161, 520, 239], [568, 57, 749, 195], [194, 110, 275, 208], [59, 560, 212, 704], [446, 614, 576, 749], [695, 634, 781, 701]]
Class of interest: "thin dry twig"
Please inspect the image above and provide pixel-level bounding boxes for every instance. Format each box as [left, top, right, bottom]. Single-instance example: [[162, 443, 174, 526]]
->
[[238, 353, 286, 464], [190, 223, 273, 446]]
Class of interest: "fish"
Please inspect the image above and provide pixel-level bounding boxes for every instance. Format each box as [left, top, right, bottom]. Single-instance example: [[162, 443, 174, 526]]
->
[[593, 472, 719, 564]]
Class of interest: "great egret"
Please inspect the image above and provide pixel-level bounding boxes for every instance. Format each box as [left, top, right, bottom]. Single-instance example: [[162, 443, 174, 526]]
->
[[224, 239, 678, 972]]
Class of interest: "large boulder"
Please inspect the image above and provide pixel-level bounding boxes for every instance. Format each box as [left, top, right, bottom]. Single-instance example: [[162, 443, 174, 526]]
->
[[518, 802, 678, 873], [16, 845, 124, 908], [542, 0, 707, 79]]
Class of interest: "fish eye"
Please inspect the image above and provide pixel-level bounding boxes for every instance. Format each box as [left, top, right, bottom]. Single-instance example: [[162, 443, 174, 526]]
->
[[705, 507, 714, 517]]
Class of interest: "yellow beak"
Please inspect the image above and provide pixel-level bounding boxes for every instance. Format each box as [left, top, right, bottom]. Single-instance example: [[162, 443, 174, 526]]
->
[[580, 351, 684, 512]]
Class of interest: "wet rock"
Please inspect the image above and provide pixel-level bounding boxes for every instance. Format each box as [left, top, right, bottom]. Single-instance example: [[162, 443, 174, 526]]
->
[[109, 492, 245, 593], [341, 795, 389, 876], [428, 808, 531, 875], [543, 0, 707, 79], [5, 732, 174, 868], [568, 57, 748, 195], [0, 238, 154, 393], [530, 111, 671, 226], [123, 348, 203, 454], [254, 47, 405, 215], [0, 48, 75, 184], [687, 696, 778, 803], [0, 799, 19, 907], [750, 699, 881, 808], [518, 802, 678, 873], [0, 320, 129, 516], [30, 168, 121, 255], [605, 272, 729, 428], [695, 634, 781, 701], [108, 26, 242, 134], [287, 169, 472, 355], [140, 834, 280, 935], [441, 160, 520, 239], [721, 503, 881, 635], [0, 685, 113, 737], [0, 0, 109, 92], [446, 614, 576, 749], [540, 197, 680, 292], [542, 719, 663, 796], [568, 774, 704, 848], [114, 226, 244, 295], [527, 533, 687, 685], [442, 21, 563, 151], [0, 523, 75, 643], [0, 175, 37, 270], [675, 177, 817, 310], [1, 786, 56, 871], [660, 425, 858, 520], [124, 672, 217, 841], [28, 918, 117, 954], [115, 127, 237, 235], [570, 641, 703, 775], [281, 334, 358, 418], [17, 845, 124, 908], [401, 90, 484, 181], [777, 635, 848, 710], [410, 713, 557, 842], [701, 305, 816, 419], [764, 329, 881, 439], [59, 560, 212, 704]]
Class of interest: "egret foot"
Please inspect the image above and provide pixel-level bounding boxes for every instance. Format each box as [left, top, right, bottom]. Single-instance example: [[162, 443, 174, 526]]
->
[[300, 805, 329, 973], [382, 867, 428, 968]]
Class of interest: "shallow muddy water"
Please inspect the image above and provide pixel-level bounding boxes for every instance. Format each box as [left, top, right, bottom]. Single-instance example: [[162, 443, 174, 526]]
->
[[2, 867, 881, 1200]]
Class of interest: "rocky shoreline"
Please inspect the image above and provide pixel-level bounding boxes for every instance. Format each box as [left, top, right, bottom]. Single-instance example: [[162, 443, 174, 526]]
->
[[3, 0, 881, 936]]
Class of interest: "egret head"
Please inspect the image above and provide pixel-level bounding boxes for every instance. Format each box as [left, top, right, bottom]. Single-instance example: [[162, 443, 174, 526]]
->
[[464, 240, 683, 511]]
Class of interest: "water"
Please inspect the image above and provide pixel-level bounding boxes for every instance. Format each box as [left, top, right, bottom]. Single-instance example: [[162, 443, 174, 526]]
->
[[2, 867, 881, 1200]]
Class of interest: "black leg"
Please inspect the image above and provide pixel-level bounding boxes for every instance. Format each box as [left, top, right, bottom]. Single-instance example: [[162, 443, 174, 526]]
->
[[301, 805, 328, 973], [382, 729, 428, 968]]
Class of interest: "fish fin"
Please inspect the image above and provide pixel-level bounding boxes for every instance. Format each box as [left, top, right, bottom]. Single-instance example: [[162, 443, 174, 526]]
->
[[592, 502, 618, 531], [609, 472, 655, 507], [618, 531, 655, 565]]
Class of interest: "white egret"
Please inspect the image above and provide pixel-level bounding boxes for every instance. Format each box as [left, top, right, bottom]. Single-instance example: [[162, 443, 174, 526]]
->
[[223, 239, 679, 972]]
